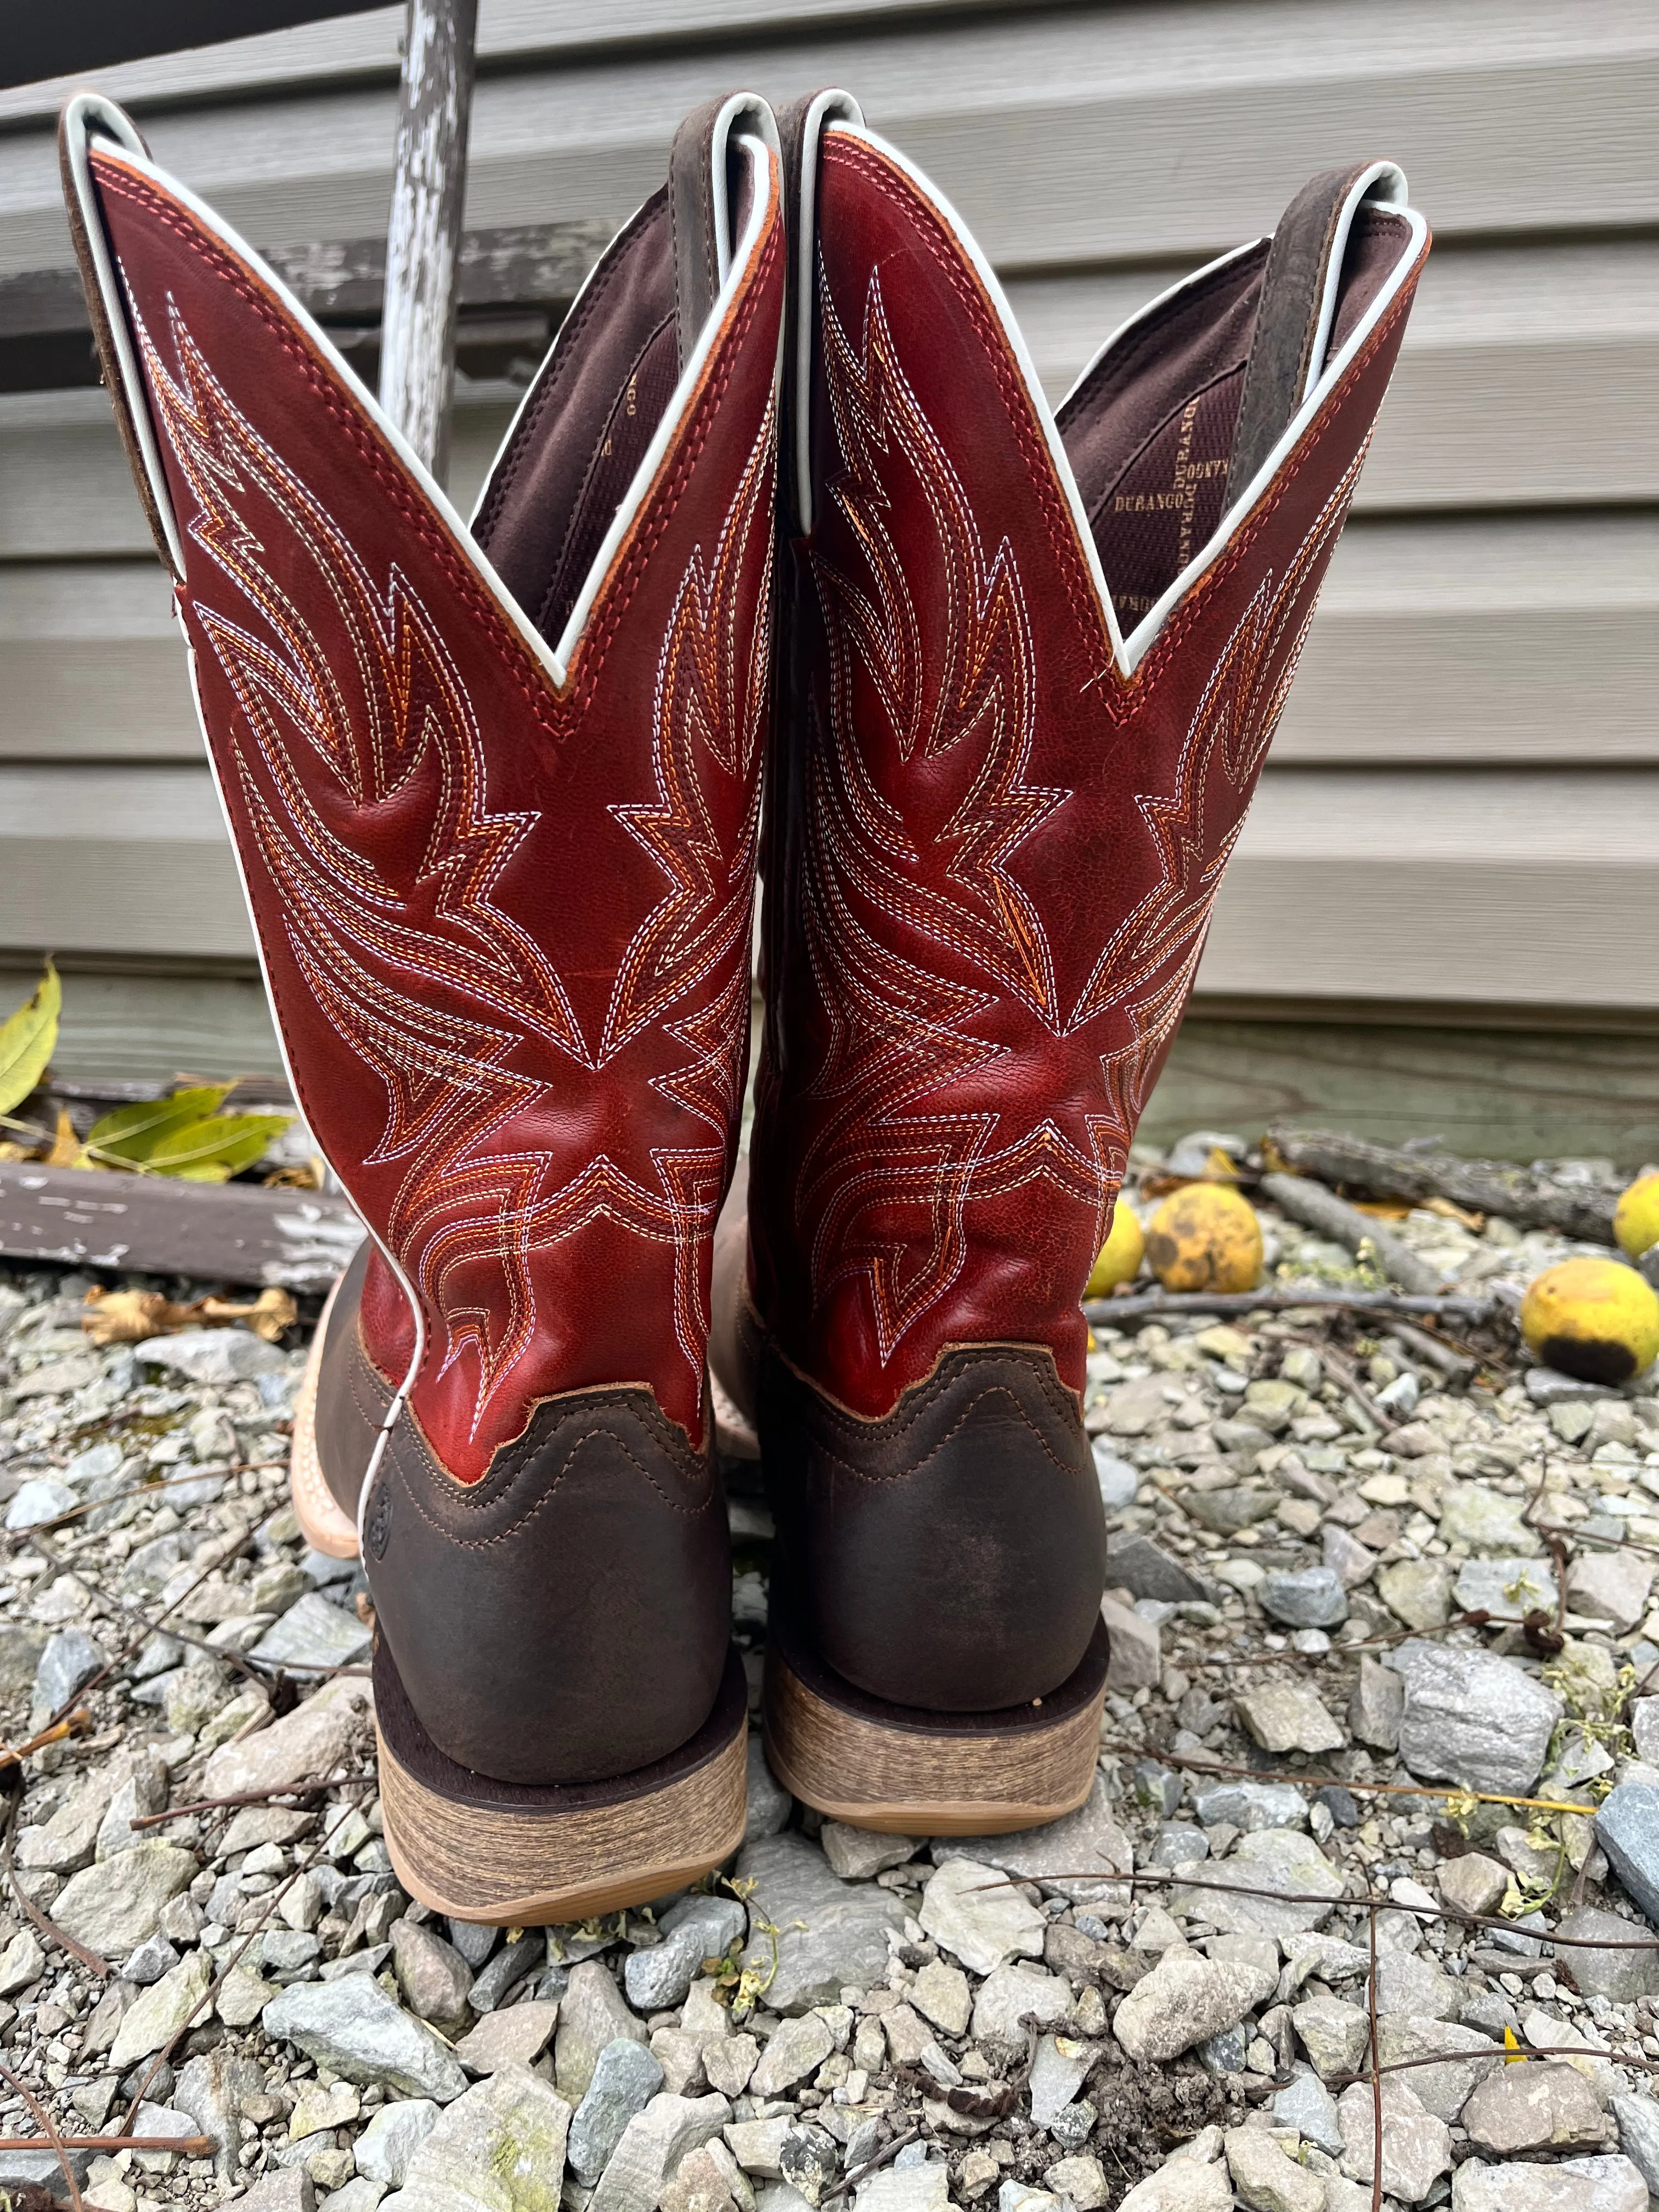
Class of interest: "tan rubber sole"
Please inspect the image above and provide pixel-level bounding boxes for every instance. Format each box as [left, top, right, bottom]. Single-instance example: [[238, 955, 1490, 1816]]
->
[[375, 1641, 750, 1923], [764, 1612, 1107, 1836], [289, 1271, 360, 1560]]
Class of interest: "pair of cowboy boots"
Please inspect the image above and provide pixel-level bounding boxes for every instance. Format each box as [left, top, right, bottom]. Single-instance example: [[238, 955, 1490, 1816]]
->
[[63, 88, 1426, 1921]]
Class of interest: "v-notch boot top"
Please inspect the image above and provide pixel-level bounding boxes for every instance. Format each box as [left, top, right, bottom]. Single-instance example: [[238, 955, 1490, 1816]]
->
[[63, 90, 786, 1921], [741, 97, 1427, 1834]]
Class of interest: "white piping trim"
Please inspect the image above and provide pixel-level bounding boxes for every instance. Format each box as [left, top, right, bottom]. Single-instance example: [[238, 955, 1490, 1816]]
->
[[64, 95, 782, 698], [180, 635, 423, 1521], [830, 121, 1424, 678], [787, 90, 864, 534], [61, 94, 187, 578]]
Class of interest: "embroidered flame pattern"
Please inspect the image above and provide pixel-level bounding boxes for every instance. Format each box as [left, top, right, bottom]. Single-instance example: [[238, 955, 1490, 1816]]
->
[[133, 294, 770, 1432], [793, 266, 1362, 1360]]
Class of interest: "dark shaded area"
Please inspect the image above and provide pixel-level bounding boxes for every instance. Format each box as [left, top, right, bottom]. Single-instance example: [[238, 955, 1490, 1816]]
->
[[3, 1, 390, 92]]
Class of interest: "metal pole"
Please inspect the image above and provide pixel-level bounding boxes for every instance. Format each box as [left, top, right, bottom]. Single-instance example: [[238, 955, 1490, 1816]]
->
[[379, 0, 478, 481]]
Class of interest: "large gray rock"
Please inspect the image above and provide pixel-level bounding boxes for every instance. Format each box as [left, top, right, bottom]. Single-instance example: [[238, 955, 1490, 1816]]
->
[[1171, 1828, 1342, 1939], [930, 1779, 1132, 1906], [1451, 2155, 1647, 2212], [1272, 2067, 1344, 2156], [1376, 2017, 1500, 2124], [391, 1917, 474, 2025], [1257, 1568, 1348, 1628], [1191, 1781, 1307, 1833], [1595, 1784, 1659, 1923], [743, 1737, 792, 1843], [1566, 1551, 1655, 1633], [1453, 1555, 1559, 1623], [52, 1840, 195, 1955], [1555, 1905, 1659, 2000], [1223, 2129, 1323, 2212], [1111, 1949, 1275, 2063], [31, 1627, 107, 1722], [1373, 1949, 1460, 2021], [588, 2092, 732, 2212], [1337, 2077, 1450, 2205], [1460, 2062, 1605, 2154], [203, 1675, 374, 1796], [391, 2063, 573, 2212], [969, 1964, 1071, 2044], [1391, 1641, 1563, 1795], [1377, 1559, 1454, 1631], [138, 1327, 286, 1383], [751, 2013, 834, 2098], [554, 1961, 648, 2104], [1102, 1536, 1209, 1604], [735, 1835, 903, 2013], [569, 2040, 667, 2184], [355, 2099, 441, 2186], [252, 1590, 373, 1671], [918, 1858, 1045, 1977], [264, 1978, 469, 2101], [1437, 1485, 1538, 1555], [1610, 2093, 1659, 2197], [1348, 1656, 1404, 1752], [624, 1894, 747, 2012], [1233, 1680, 1344, 1755], [175, 2045, 269, 2182], [454, 2000, 560, 2075]]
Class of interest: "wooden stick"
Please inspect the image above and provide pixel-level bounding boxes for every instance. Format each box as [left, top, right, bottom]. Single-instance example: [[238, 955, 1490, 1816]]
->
[[1367, 1904, 1382, 2212], [0, 2136, 212, 2155], [1265, 1127, 1617, 1245], [1259, 1172, 1444, 1297], [0, 2053, 82, 2212], [1085, 1288, 1498, 1327], [131, 1771, 378, 1828], [380, 0, 479, 478]]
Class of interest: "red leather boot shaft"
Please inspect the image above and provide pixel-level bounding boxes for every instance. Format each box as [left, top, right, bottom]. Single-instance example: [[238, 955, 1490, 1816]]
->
[[78, 137, 783, 1480], [751, 128, 1425, 1424]]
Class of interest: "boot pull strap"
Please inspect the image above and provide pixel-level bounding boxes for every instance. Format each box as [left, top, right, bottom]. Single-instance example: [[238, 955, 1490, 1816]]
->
[[1224, 161, 1400, 509], [668, 92, 780, 374], [773, 88, 864, 533]]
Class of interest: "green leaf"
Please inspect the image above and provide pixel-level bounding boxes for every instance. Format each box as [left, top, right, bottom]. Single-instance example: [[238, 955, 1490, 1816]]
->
[[144, 1111, 294, 1181], [0, 962, 60, 1117], [86, 1084, 234, 1165]]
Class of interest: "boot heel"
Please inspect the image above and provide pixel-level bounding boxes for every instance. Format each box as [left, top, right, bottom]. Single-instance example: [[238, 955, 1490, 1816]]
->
[[289, 1270, 361, 1561], [763, 1594, 1107, 1836], [375, 1640, 749, 1925]]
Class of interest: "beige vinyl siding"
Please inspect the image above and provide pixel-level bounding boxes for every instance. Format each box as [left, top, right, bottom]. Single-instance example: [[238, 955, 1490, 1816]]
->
[[0, 0, 1653, 1115]]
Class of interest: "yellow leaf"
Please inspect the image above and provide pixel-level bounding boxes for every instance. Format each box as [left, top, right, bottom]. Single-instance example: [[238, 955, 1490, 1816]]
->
[[44, 1105, 84, 1169], [1503, 2025, 1525, 2063], [0, 962, 60, 1118], [86, 1084, 233, 1167], [144, 1110, 294, 1180]]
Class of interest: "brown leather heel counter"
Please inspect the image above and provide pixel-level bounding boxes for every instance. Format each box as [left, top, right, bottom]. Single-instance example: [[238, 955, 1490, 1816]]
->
[[312, 1240, 390, 1526], [759, 1345, 1107, 1714], [363, 1388, 731, 1787]]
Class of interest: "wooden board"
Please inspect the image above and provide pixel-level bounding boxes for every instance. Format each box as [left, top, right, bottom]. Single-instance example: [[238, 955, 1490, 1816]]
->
[[0, 962, 286, 1086], [0, 1158, 363, 1288], [1147, 1011, 1659, 1171], [2, 5, 1654, 278]]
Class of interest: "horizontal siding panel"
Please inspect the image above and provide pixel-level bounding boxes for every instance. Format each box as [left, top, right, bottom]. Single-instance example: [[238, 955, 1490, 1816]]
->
[[2, 7, 1655, 278], [1201, 769, 1659, 1009], [0, 562, 196, 759], [0, 765, 253, 956]]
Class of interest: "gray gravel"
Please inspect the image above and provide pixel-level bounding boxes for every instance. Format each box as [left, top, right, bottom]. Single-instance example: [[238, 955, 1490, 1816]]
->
[[0, 1147, 1657, 2210]]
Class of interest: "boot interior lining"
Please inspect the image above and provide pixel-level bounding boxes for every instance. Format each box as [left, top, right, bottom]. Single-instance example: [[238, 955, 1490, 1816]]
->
[[1058, 206, 1412, 628], [471, 188, 679, 653]]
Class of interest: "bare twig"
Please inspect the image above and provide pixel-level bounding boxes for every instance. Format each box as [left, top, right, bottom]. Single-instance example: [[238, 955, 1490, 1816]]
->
[[0, 1711, 91, 1773], [1367, 1903, 1382, 2212], [821, 2128, 923, 2205], [0, 2135, 212, 2154], [1, 1787, 109, 1979], [1098, 1738, 1592, 1816], [1260, 1172, 1444, 1298], [131, 1770, 378, 1829], [0, 2052, 83, 2212], [1264, 1127, 1617, 1245], [1086, 1288, 1498, 1327]]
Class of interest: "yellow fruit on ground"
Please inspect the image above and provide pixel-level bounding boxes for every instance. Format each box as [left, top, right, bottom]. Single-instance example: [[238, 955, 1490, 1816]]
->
[[1520, 1256, 1659, 1385], [1615, 1172, 1659, 1260], [1086, 1202, 1146, 1297], [1146, 1183, 1263, 1294]]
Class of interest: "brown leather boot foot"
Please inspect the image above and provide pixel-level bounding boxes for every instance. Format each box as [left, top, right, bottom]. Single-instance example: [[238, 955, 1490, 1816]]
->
[[763, 1588, 1105, 1836], [376, 1639, 748, 1923]]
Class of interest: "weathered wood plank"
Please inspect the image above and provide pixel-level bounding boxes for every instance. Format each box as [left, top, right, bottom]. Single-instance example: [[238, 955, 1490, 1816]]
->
[[379, 0, 478, 479], [0, 961, 285, 1085], [0, 1158, 363, 1288], [2, 7, 1653, 277], [1146, 1012, 1659, 1171]]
